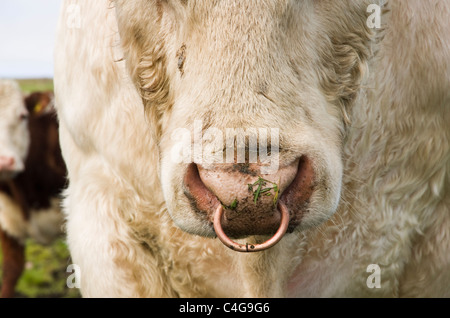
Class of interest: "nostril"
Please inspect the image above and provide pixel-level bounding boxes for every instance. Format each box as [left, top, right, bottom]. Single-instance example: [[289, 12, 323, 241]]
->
[[183, 163, 221, 218], [279, 156, 315, 229]]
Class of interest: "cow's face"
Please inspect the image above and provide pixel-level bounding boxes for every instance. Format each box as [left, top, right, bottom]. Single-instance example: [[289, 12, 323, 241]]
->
[[115, 0, 378, 238], [0, 80, 30, 181]]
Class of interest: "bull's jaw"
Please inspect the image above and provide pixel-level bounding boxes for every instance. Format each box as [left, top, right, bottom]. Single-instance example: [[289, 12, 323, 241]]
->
[[232, 232, 303, 297]]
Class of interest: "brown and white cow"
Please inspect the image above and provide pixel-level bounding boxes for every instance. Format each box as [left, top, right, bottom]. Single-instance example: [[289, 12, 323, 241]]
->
[[0, 81, 66, 298], [54, 1, 450, 297]]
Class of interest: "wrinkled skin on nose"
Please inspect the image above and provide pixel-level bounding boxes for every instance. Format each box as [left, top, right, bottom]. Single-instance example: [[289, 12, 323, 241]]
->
[[184, 157, 315, 238]]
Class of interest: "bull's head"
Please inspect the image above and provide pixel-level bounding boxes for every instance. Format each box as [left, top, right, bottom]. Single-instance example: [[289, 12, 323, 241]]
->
[[0, 80, 30, 181], [114, 0, 380, 249]]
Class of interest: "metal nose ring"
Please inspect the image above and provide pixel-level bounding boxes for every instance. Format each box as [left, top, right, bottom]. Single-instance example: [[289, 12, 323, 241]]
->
[[213, 201, 289, 252]]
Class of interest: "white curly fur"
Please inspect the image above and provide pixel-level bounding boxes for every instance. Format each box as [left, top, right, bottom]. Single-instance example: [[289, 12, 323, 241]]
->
[[54, 0, 450, 297]]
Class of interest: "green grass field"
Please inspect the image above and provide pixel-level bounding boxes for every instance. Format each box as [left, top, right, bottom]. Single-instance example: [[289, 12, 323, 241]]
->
[[0, 239, 81, 298], [0, 78, 81, 298], [17, 78, 55, 94]]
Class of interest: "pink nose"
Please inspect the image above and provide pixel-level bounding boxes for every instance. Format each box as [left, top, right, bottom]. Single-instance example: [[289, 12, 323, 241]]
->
[[0, 156, 15, 171], [184, 157, 315, 238]]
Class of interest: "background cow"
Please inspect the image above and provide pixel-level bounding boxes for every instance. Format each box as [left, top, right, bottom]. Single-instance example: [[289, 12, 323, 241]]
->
[[0, 80, 66, 298], [54, 1, 450, 297]]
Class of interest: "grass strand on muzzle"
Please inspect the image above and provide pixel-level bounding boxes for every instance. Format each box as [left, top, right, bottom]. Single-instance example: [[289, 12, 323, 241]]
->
[[248, 177, 280, 206]]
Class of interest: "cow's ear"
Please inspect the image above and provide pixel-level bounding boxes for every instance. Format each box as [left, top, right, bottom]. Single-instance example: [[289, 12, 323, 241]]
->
[[25, 92, 55, 116]]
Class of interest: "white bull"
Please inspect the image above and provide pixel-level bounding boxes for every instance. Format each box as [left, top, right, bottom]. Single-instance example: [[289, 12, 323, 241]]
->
[[54, 0, 450, 297]]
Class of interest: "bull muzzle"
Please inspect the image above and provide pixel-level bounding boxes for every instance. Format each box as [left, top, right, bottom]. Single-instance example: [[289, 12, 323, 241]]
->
[[183, 157, 316, 252]]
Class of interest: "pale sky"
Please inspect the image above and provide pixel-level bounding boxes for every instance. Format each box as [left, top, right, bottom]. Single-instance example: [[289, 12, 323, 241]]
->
[[0, 0, 62, 79]]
